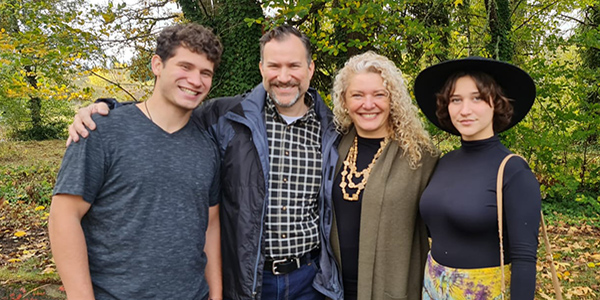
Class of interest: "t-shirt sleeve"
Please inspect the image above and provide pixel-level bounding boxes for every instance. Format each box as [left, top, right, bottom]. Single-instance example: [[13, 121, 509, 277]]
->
[[53, 130, 106, 204], [503, 158, 541, 300]]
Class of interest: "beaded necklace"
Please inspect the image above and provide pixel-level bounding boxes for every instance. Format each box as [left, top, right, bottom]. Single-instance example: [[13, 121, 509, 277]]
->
[[339, 136, 389, 201]]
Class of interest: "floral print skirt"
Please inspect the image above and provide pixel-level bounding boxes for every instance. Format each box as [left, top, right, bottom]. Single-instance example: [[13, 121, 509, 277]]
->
[[422, 252, 511, 300]]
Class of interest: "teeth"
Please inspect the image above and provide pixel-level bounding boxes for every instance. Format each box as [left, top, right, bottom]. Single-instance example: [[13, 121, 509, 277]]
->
[[362, 114, 377, 118], [181, 87, 199, 95]]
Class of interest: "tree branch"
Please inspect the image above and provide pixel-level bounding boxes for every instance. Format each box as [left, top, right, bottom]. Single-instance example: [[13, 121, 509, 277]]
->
[[88, 70, 138, 101], [198, 0, 211, 19], [145, 0, 171, 8], [510, 0, 526, 19], [558, 13, 585, 26], [513, 0, 560, 32], [135, 14, 179, 22], [288, 1, 327, 27]]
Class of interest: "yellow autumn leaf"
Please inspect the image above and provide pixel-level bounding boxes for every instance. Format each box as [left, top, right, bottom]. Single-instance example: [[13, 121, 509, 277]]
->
[[14, 231, 27, 237], [454, 0, 464, 6], [587, 262, 596, 268], [571, 286, 594, 296], [538, 291, 553, 300], [35, 205, 45, 211], [8, 258, 21, 263]]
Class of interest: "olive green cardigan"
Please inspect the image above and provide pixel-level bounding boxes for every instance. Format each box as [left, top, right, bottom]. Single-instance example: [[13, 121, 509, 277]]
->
[[331, 128, 438, 300]]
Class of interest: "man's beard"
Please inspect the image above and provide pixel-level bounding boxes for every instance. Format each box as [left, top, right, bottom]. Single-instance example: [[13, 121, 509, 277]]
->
[[268, 80, 303, 108], [271, 91, 301, 108]]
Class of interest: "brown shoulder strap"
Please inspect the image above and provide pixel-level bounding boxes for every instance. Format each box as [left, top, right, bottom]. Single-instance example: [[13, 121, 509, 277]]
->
[[496, 154, 563, 300], [496, 154, 519, 299], [540, 212, 564, 300]]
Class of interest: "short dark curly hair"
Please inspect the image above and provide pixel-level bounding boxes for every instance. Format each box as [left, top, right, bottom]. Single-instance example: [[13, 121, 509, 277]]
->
[[155, 23, 223, 69], [435, 71, 514, 135]]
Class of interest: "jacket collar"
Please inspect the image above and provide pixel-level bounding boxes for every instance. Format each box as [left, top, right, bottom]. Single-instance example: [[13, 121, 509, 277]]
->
[[240, 83, 334, 126]]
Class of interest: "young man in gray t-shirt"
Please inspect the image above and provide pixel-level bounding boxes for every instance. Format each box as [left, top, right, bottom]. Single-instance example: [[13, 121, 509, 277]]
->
[[49, 24, 223, 300]]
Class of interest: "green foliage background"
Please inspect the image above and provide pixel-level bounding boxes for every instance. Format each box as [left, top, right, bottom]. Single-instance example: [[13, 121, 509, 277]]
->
[[0, 0, 101, 140], [245, 0, 600, 218], [0, 0, 598, 218], [179, 0, 263, 98], [0, 140, 64, 207]]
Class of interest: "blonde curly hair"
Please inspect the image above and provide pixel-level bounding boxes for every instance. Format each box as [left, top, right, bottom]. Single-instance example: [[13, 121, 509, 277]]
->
[[332, 51, 437, 169]]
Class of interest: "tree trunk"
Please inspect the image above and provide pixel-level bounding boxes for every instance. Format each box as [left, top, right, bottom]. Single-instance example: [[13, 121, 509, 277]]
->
[[24, 66, 42, 128], [29, 97, 42, 128], [578, 3, 600, 192], [485, 0, 513, 61], [406, 0, 451, 62]]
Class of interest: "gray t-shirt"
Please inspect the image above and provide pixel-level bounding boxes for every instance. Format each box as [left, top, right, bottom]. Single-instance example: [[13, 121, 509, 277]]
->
[[53, 105, 220, 300]]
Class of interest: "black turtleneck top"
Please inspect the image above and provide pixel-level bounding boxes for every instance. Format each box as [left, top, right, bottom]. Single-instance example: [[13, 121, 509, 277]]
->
[[420, 135, 541, 299], [332, 136, 384, 300]]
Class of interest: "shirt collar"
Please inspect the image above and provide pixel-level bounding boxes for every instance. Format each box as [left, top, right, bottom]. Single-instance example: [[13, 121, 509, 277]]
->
[[265, 92, 317, 123]]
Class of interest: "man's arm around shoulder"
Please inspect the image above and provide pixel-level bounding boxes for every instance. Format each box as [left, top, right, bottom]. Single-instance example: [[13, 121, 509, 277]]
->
[[67, 98, 135, 145]]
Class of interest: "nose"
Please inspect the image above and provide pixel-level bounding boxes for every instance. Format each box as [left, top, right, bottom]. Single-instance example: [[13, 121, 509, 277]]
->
[[459, 101, 472, 115], [362, 95, 376, 109], [277, 67, 291, 83], [188, 71, 203, 87]]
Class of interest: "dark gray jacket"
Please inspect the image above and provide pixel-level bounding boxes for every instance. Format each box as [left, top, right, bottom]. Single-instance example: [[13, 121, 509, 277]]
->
[[193, 84, 343, 300]]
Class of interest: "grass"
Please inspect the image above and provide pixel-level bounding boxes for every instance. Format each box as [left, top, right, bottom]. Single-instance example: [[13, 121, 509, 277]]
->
[[0, 140, 65, 299], [0, 140, 66, 169], [0, 257, 60, 283], [0, 140, 65, 207]]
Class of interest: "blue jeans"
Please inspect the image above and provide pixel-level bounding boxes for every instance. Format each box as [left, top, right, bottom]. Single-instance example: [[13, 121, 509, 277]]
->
[[261, 256, 325, 300]]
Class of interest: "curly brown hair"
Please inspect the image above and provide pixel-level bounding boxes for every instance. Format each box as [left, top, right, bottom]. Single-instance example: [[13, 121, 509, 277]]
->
[[155, 23, 223, 68], [435, 71, 514, 135]]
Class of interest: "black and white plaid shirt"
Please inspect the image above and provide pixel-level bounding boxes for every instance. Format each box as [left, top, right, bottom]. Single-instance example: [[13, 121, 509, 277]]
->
[[264, 94, 322, 259]]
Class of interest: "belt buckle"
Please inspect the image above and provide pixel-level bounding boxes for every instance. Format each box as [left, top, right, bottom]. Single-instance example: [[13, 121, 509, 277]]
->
[[272, 257, 301, 275]]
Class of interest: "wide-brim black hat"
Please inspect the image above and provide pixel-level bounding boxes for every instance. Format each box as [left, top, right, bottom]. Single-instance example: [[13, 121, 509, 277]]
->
[[414, 57, 536, 135]]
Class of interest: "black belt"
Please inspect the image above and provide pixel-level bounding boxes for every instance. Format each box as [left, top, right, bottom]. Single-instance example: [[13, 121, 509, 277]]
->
[[264, 248, 320, 275]]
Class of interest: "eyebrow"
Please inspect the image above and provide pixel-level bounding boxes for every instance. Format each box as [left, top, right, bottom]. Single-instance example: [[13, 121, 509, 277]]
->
[[264, 60, 303, 66], [451, 91, 480, 96]]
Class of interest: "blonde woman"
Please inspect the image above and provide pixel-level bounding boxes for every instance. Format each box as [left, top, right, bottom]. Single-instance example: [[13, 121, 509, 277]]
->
[[320, 51, 438, 300]]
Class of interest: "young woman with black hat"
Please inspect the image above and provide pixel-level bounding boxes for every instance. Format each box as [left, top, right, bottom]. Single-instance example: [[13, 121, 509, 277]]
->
[[414, 57, 541, 300]]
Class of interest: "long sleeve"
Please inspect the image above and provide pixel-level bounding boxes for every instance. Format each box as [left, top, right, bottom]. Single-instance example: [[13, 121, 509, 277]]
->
[[504, 158, 541, 299]]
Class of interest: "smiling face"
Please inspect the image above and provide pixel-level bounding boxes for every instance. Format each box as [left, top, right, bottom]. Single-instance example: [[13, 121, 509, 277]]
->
[[344, 72, 391, 138], [259, 35, 315, 115], [447, 75, 495, 141], [153, 46, 214, 112]]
